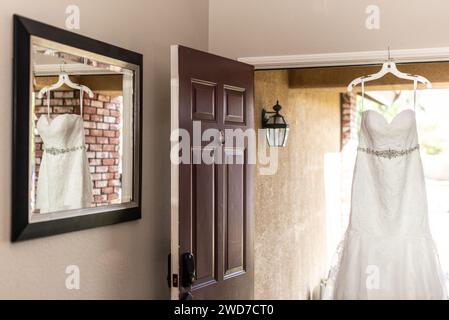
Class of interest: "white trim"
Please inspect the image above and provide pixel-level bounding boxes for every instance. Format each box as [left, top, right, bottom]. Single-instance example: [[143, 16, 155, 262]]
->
[[34, 63, 119, 76], [238, 47, 449, 70], [170, 45, 180, 300]]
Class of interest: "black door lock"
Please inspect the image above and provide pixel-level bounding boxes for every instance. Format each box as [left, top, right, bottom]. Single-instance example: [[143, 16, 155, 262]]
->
[[181, 252, 196, 287]]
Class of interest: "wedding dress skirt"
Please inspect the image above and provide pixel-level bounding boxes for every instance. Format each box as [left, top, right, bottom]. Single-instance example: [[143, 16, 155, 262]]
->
[[36, 114, 93, 213], [324, 109, 448, 300]]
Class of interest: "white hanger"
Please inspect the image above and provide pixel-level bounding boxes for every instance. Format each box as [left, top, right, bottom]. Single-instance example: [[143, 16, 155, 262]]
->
[[347, 48, 432, 92], [37, 71, 94, 98]]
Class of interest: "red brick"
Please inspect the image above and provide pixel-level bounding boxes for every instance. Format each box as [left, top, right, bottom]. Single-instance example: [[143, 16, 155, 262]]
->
[[97, 108, 110, 116], [83, 114, 90, 121], [97, 123, 109, 130], [105, 103, 117, 110], [89, 159, 101, 166], [103, 145, 115, 152], [35, 107, 48, 114], [89, 144, 102, 152], [96, 152, 110, 159], [90, 130, 103, 137], [53, 106, 74, 114], [108, 193, 119, 201], [103, 130, 115, 138], [84, 107, 97, 114], [94, 195, 107, 202], [102, 158, 115, 165], [109, 124, 120, 130], [97, 94, 110, 102], [110, 96, 123, 104], [84, 129, 90, 136], [104, 116, 116, 123], [108, 179, 121, 187], [110, 138, 120, 145], [84, 121, 96, 129], [49, 99, 63, 106], [109, 165, 119, 173], [95, 180, 108, 188], [101, 187, 114, 194], [102, 173, 115, 180], [90, 100, 103, 108], [110, 110, 120, 117], [91, 115, 103, 122], [64, 99, 74, 106], [85, 136, 96, 144], [97, 137, 109, 144], [90, 173, 102, 180], [111, 152, 120, 159], [86, 151, 95, 159], [96, 166, 108, 173]]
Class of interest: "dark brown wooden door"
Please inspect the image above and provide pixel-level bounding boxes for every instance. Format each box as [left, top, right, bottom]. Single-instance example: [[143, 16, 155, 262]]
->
[[171, 45, 254, 299]]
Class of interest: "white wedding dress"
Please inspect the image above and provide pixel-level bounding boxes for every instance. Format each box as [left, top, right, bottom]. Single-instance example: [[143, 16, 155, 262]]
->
[[324, 103, 448, 299], [36, 112, 93, 214]]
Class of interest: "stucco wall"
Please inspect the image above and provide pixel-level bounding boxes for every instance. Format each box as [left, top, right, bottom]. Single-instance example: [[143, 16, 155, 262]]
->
[[0, 0, 208, 299], [255, 70, 340, 299]]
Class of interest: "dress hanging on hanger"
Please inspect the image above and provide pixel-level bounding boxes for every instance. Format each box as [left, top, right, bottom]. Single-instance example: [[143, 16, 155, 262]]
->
[[35, 71, 93, 213], [323, 53, 447, 299]]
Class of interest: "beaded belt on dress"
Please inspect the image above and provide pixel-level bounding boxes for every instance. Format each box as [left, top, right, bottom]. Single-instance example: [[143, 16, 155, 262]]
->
[[43, 145, 87, 155], [357, 144, 419, 159]]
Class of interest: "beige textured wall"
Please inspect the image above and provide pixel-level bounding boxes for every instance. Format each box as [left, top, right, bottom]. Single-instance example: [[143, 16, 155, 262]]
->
[[0, 0, 208, 299], [255, 70, 340, 299], [209, 0, 449, 58]]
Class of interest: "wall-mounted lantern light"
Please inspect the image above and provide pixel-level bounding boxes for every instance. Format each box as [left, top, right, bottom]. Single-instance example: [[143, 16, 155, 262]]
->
[[262, 100, 289, 147]]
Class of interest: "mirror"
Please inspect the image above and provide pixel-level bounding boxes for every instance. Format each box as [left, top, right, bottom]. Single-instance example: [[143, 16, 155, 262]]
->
[[13, 15, 142, 241]]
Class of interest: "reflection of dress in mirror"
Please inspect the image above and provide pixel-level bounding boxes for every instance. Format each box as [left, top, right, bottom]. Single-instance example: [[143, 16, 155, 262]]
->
[[36, 89, 93, 213]]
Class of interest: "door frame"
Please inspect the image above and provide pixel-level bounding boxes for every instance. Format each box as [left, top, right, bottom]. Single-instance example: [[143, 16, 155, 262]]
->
[[170, 45, 180, 300], [170, 45, 449, 299], [237, 46, 449, 70]]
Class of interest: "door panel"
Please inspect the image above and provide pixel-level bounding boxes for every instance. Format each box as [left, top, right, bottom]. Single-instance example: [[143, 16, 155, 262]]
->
[[192, 79, 217, 122], [172, 45, 254, 300], [191, 147, 217, 289], [224, 148, 246, 278], [224, 85, 246, 124]]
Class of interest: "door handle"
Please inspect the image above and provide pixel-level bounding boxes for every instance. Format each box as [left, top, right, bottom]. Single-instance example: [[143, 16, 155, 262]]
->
[[181, 252, 196, 287]]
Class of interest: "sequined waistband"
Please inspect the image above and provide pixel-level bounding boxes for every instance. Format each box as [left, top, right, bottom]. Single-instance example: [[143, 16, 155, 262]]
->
[[357, 144, 419, 159], [43, 145, 87, 155]]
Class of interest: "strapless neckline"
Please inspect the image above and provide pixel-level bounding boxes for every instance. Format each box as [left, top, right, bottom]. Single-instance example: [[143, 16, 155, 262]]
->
[[362, 109, 415, 126], [38, 113, 82, 127]]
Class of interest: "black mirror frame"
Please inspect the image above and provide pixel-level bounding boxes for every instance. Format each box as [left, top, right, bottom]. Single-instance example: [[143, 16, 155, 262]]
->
[[12, 15, 143, 241]]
